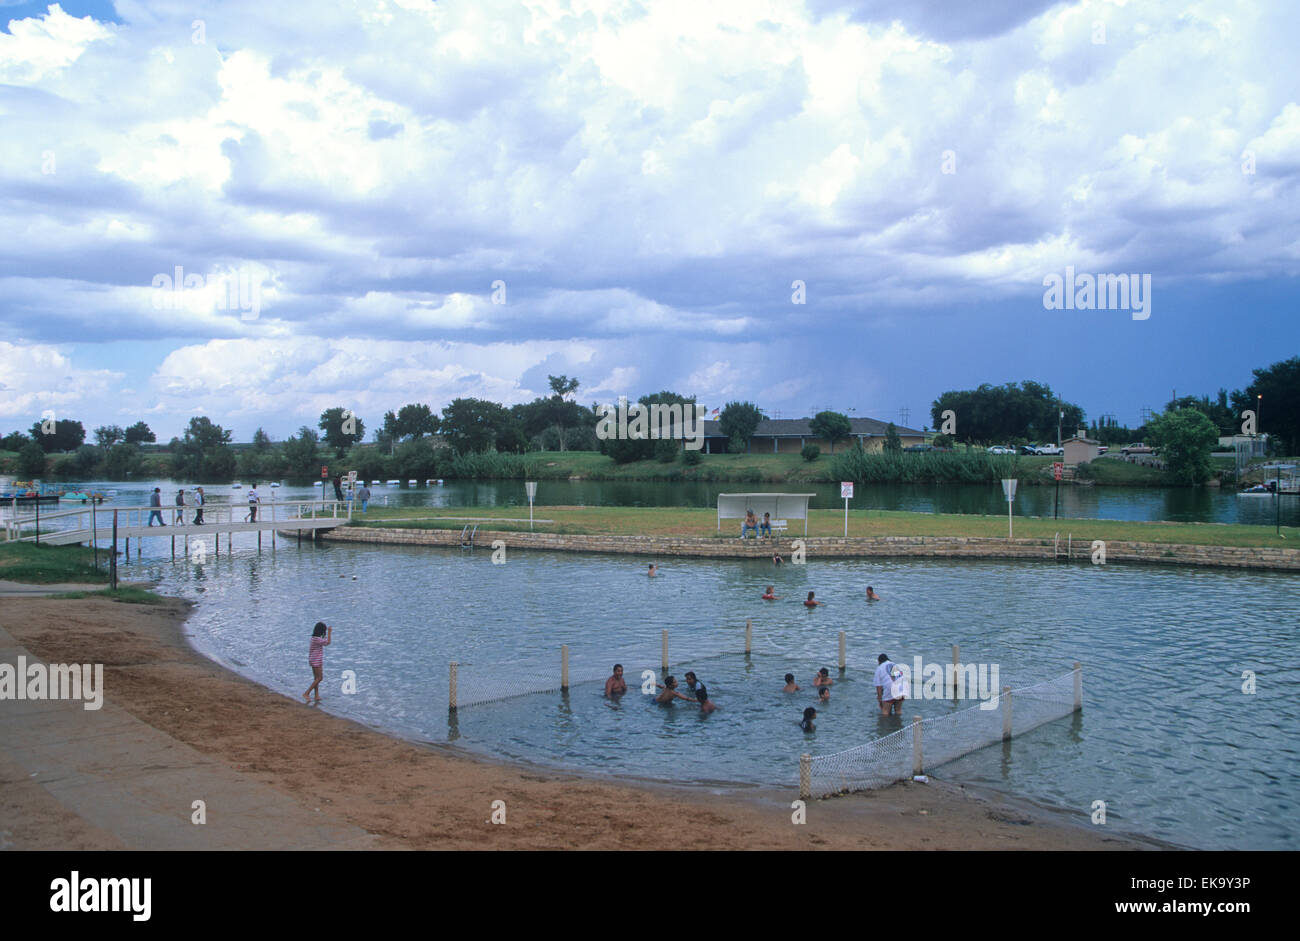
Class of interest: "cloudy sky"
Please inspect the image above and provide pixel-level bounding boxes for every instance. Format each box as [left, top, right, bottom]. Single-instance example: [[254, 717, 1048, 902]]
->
[[1, 0, 1297, 442]]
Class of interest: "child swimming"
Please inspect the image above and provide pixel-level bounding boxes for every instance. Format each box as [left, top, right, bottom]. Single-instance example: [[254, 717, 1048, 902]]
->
[[800, 707, 817, 732], [648, 563, 657, 577], [302, 621, 332, 704], [866, 585, 881, 601], [811, 667, 834, 687], [762, 585, 779, 600], [783, 673, 800, 692], [695, 683, 717, 714], [804, 591, 823, 608], [817, 686, 830, 704]]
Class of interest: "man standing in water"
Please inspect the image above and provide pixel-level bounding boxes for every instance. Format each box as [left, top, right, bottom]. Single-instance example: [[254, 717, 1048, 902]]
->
[[604, 664, 627, 697], [875, 653, 904, 716]]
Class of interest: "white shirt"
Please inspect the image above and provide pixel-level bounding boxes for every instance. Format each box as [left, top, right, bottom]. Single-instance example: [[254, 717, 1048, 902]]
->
[[247, 488, 259, 503], [874, 661, 895, 696]]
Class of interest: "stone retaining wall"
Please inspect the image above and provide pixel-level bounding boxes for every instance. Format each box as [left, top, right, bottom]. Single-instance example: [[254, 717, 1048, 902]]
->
[[313, 526, 1300, 571]]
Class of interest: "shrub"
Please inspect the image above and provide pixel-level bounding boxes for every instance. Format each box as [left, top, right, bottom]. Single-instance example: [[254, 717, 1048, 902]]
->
[[681, 448, 702, 466], [801, 444, 820, 462], [655, 439, 678, 463], [1073, 461, 1095, 480]]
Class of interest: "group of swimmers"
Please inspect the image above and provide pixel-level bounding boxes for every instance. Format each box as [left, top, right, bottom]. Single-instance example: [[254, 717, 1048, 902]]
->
[[603, 665, 716, 713], [759, 586, 882, 605]]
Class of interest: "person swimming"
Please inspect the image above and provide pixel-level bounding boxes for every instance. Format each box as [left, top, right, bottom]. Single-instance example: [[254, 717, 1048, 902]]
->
[[866, 585, 881, 601], [655, 675, 696, 705], [696, 683, 717, 714], [817, 686, 830, 704], [604, 663, 627, 697], [762, 585, 779, 600], [804, 591, 823, 608], [800, 707, 817, 732], [783, 673, 800, 693], [648, 563, 657, 577], [812, 667, 833, 687], [773, 553, 783, 565]]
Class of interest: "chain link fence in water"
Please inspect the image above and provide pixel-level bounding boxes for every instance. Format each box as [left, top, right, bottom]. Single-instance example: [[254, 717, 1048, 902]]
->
[[800, 666, 1081, 798]]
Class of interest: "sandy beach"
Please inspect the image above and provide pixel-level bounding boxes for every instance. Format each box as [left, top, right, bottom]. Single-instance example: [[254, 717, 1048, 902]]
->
[[0, 594, 1164, 850]]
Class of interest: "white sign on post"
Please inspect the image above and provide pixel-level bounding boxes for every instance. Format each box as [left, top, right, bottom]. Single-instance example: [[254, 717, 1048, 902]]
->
[[1001, 478, 1018, 538], [525, 481, 537, 530], [841, 481, 854, 536]]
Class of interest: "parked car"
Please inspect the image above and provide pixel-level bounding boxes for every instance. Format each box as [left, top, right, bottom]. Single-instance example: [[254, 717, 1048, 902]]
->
[[1120, 443, 1154, 455], [1098, 446, 1109, 454], [1019, 444, 1041, 455], [1038, 444, 1064, 456], [903, 444, 934, 452], [987, 446, 1016, 455]]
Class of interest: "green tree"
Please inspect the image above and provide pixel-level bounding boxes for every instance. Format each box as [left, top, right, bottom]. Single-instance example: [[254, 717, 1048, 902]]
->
[[884, 422, 902, 453], [124, 421, 155, 445], [1147, 409, 1219, 484], [170, 416, 234, 479], [440, 398, 523, 453], [1233, 356, 1300, 455], [1, 431, 29, 451], [282, 426, 321, 477], [102, 442, 144, 479], [932, 382, 1084, 443], [94, 425, 125, 448], [718, 401, 765, 454], [252, 428, 273, 451], [319, 407, 366, 458], [29, 419, 85, 452], [17, 440, 47, 477], [395, 403, 438, 439], [809, 411, 852, 454]]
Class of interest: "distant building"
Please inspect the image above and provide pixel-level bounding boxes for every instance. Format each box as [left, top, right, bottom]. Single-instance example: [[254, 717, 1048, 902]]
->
[[701, 417, 927, 455], [1062, 436, 1101, 466]]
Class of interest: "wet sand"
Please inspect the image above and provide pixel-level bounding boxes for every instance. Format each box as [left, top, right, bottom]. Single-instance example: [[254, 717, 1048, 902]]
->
[[0, 594, 1164, 850]]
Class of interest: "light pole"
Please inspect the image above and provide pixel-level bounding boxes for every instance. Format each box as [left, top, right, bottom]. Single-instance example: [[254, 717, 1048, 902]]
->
[[1257, 394, 1263, 457]]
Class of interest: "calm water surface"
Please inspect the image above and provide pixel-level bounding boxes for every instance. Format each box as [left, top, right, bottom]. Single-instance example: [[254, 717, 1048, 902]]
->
[[125, 537, 1300, 851]]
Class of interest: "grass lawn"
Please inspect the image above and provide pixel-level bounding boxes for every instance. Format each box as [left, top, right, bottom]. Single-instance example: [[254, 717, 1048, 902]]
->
[[46, 587, 162, 605], [0, 541, 110, 584], [352, 505, 1298, 548]]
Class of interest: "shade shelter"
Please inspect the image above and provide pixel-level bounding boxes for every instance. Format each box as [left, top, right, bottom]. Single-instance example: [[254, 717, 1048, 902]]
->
[[717, 493, 816, 535]]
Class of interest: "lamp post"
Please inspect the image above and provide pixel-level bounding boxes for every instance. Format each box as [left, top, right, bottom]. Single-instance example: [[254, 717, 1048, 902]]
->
[[1257, 394, 1263, 457]]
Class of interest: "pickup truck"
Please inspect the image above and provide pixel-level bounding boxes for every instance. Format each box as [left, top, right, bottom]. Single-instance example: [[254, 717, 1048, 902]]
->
[[1120, 443, 1154, 455], [1037, 444, 1064, 456]]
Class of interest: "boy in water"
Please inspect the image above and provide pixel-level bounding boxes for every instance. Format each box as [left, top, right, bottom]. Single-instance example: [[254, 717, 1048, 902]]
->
[[812, 667, 834, 687], [647, 563, 657, 577], [762, 585, 779, 600], [655, 675, 696, 705], [866, 586, 881, 601], [783, 673, 800, 693], [604, 664, 627, 697], [800, 707, 817, 732]]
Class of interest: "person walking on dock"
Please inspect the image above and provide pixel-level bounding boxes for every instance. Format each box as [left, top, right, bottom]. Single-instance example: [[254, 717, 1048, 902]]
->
[[147, 487, 165, 526], [193, 487, 205, 524], [175, 488, 186, 524], [246, 483, 260, 522]]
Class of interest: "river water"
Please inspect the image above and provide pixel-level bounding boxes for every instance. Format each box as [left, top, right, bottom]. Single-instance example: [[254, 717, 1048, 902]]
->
[[22, 475, 1300, 527]]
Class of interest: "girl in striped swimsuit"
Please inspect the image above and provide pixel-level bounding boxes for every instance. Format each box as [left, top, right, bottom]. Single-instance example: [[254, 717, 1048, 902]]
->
[[303, 622, 332, 704]]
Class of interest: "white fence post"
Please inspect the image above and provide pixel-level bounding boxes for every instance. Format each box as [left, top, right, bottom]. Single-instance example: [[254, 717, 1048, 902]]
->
[[912, 716, 923, 776], [745, 618, 752, 655], [952, 644, 960, 697], [838, 631, 846, 672], [661, 629, 668, 674], [1073, 661, 1083, 711], [1001, 686, 1012, 741], [561, 644, 569, 691], [449, 662, 458, 712], [799, 753, 812, 800]]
